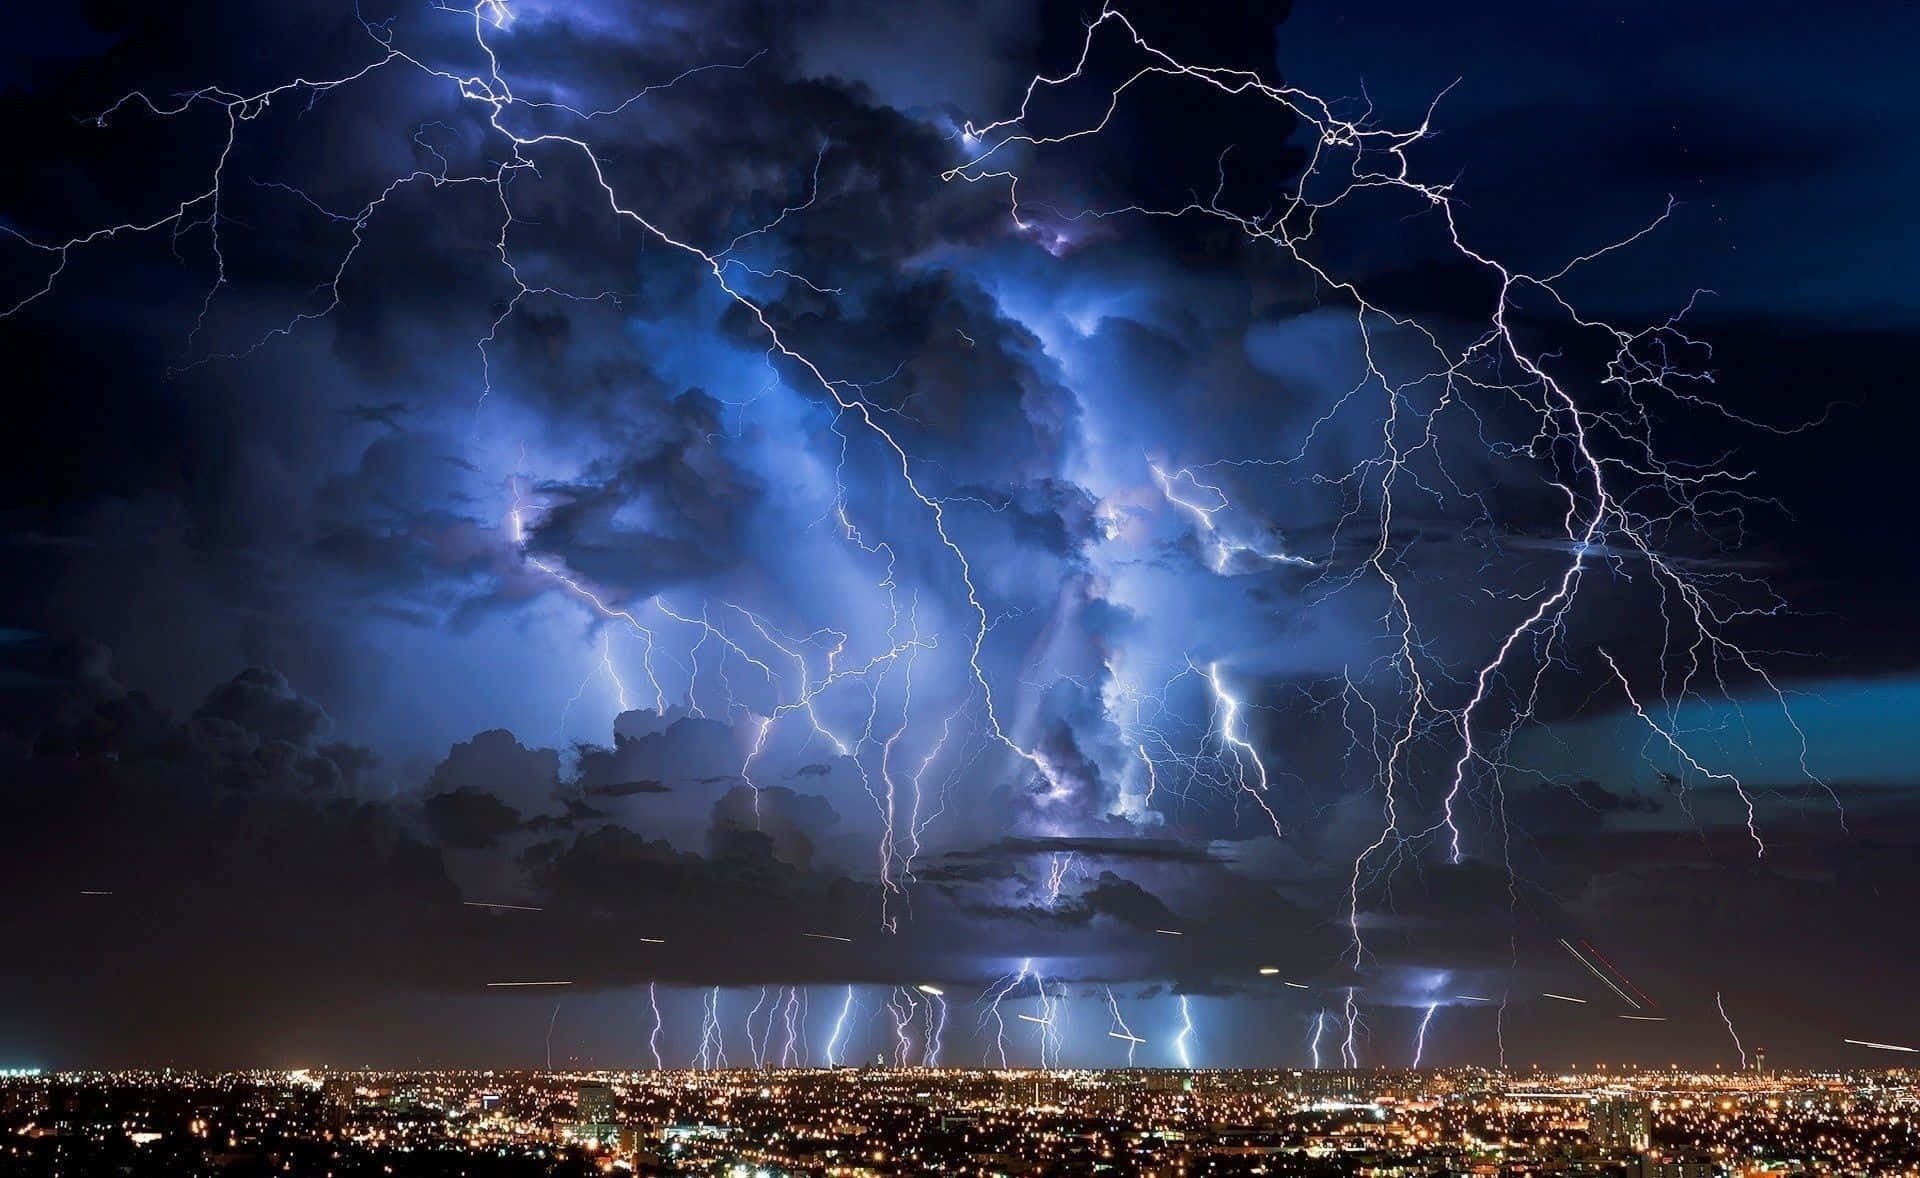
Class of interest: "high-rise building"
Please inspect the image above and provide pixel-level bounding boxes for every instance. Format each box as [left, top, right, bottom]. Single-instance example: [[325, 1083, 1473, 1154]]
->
[[1589, 1096, 1651, 1153], [574, 1083, 617, 1147], [1753, 1047, 1766, 1074]]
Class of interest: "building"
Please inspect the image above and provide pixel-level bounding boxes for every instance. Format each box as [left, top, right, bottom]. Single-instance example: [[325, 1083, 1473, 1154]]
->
[[573, 1082, 617, 1147], [1642, 1151, 1721, 1178], [1589, 1097, 1651, 1153], [1753, 1047, 1766, 1075]]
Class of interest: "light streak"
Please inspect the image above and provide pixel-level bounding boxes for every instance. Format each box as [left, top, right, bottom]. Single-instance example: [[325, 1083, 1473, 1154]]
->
[[1845, 1039, 1919, 1053], [637, 936, 666, 944], [1579, 940, 1657, 1010], [1455, 994, 1495, 1003], [1258, 967, 1280, 975], [1016, 1013, 1050, 1024], [1173, 994, 1195, 1068], [464, 901, 543, 912], [1559, 938, 1640, 1009], [1715, 991, 1748, 1069], [79, 890, 113, 896], [1412, 1002, 1438, 1068], [802, 932, 853, 943], [1540, 992, 1588, 1004], [1283, 982, 1309, 991], [825, 985, 855, 1067], [915, 984, 944, 996], [1620, 1015, 1668, 1022], [1153, 928, 1183, 936]]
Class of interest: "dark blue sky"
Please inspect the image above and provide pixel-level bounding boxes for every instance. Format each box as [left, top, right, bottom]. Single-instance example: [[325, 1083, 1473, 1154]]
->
[[0, 0, 1915, 1071]]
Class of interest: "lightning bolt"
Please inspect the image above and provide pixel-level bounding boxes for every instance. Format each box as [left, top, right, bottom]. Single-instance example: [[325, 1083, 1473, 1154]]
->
[[1149, 459, 1314, 574], [979, 958, 1061, 1068], [1412, 1002, 1438, 1069], [745, 986, 770, 1068], [918, 986, 949, 1067], [1715, 990, 1749, 1069], [646, 982, 664, 1071], [779, 987, 805, 1067], [825, 985, 855, 1067], [1172, 994, 1194, 1069], [1308, 1009, 1325, 1070], [1104, 986, 1143, 1066], [0, 0, 1098, 939], [1340, 987, 1362, 1069], [2, 0, 1840, 979], [1044, 851, 1081, 907], [947, 2, 1835, 981], [885, 987, 919, 1067], [696, 986, 727, 1070]]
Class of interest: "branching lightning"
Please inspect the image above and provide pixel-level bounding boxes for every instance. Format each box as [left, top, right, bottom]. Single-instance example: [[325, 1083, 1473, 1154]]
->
[[0, 0, 1102, 940], [0, 0, 1841, 1051], [1340, 988, 1362, 1069], [696, 986, 728, 1070], [944, 1, 1836, 987], [780, 987, 807, 1068]]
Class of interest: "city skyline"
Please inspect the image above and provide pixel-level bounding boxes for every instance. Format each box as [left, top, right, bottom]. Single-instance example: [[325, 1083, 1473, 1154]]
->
[[2, 0, 1917, 1075], [7, 1064, 1920, 1175]]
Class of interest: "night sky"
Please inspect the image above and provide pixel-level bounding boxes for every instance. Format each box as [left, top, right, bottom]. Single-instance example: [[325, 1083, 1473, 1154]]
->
[[2, 0, 1917, 1072]]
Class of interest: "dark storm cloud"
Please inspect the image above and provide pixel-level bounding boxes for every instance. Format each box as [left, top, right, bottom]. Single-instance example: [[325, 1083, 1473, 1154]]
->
[[522, 391, 766, 592], [1503, 779, 1663, 836], [709, 784, 840, 872], [952, 836, 1223, 865], [426, 729, 560, 814], [1, 0, 1917, 1070], [422, 787, 525, 849], [964, 870, 1182, 933], [580, 777, 670, 797]]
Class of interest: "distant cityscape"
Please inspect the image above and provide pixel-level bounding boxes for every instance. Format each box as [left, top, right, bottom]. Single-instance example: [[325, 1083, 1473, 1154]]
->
[[4, 1061, 1917, 1176]]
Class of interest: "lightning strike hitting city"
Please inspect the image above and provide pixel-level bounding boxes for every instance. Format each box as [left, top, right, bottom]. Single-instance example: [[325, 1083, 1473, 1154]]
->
[[1, 0, 1916, 1175]]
